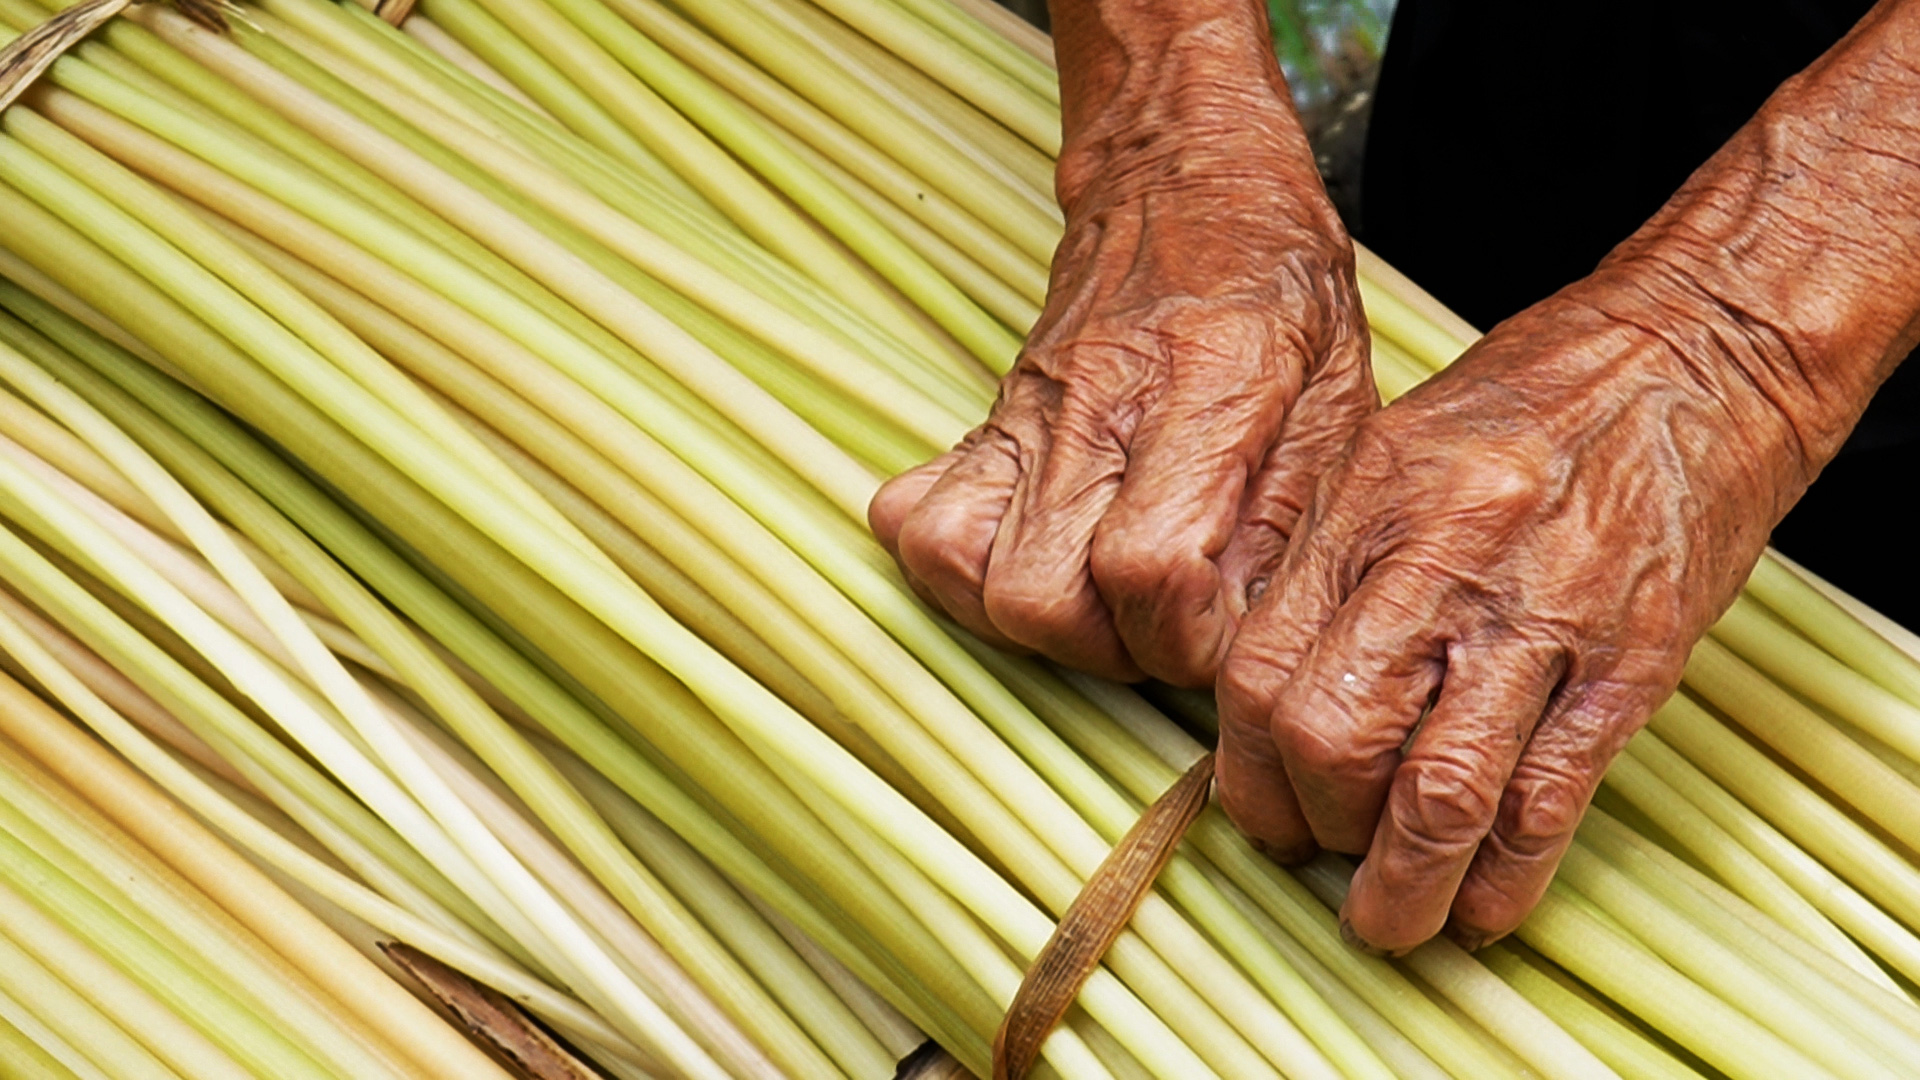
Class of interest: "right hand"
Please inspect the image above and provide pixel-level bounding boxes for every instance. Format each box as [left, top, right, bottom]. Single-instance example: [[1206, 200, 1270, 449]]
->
[[870, 27, 1376, 686]]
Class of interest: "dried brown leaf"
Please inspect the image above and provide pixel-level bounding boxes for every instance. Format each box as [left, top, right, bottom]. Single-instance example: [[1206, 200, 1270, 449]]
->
[[991, 753, 1216, 1080], [383, 941, 603, 1080]]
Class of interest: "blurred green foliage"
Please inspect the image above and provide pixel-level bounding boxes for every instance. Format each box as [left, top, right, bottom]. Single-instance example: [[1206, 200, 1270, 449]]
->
[[1267, 0, 1394, 113]]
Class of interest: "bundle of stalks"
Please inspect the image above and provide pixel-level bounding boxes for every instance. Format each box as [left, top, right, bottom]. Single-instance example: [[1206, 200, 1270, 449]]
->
[[0, 1, 1918, 1078]]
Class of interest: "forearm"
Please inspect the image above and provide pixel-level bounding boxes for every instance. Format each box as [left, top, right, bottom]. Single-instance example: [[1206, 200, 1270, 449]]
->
[[1046, 0, 1321, 216], [1602, 0, 1920, 488]]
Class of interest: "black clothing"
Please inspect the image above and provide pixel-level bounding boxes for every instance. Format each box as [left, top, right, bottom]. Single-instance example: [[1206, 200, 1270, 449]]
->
[[1359, 0, 1919, 628]]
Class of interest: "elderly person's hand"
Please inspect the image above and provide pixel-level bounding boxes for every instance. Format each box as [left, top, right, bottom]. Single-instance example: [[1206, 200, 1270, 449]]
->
[[869, 0, 1376, 687], [1220, 0, 1920, 953]]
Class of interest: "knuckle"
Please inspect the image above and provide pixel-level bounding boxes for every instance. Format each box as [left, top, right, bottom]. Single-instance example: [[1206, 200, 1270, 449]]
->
[[1217, 649, 1280, 721], [895, 500, 993, 590], [1443, 444, 1552, 515], [1275, 715, 1383, 788], [1496, 764, 1591, 855], [1390, 754, 1504, 851], [1088, 524, 1195, 601], [869, 471, 934, 545], [981, 571, 1087, 647]]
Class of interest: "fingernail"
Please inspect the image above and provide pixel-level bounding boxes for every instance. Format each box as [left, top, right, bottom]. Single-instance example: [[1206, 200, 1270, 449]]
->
[[1339, 918, 1391, 957], [1445, 924, 1499, 952], [1246, 575, 1272, 604], [1246, 836, 1316, 866]]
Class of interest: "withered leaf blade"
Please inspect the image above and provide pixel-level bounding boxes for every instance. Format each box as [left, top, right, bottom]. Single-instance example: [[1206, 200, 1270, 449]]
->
[[0, 0, 134, 116], [991, 753, 1216, 1080], [383, 940, 603, 1080], [895, 1039, 971, 1080]]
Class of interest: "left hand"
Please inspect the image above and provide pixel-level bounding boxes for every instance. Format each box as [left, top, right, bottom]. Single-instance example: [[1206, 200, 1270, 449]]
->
[[1215, 262, 1818, 953]]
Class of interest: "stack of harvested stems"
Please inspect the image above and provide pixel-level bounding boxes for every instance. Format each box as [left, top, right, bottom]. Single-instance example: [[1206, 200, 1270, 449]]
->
[[0, 0, 1919, 1077]]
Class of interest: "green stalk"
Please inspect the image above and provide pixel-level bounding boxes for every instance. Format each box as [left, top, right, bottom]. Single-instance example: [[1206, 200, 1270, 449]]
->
[[0, 420, 706, 1073], [1579, 811, 1920, 1049], [0, 1005, 84, 1080], [1478, 946, 1696, 1080], [1743, 554, 1920, 707], [449, 0, 1023, 365], [1357, 274, 1476, 372], [888, 0, 1063, 99], [31, 51, 1330, 1072], [1714, 593, 1920, 764], [423, 0, 948, 346], [0, 275, 1001, 1069], [1644, 695, 1920, 938], [753, 0, 1061, 210], [396, 0, 706, 200], [0, 608, 614, 1076], [550, 745, 903, 1077], [0, 740, 424, 1080], [279, 0, 996, 404], [384, 1, 1003, 402], [290, 212, 1303, 1079], [31, 278, 848, 1076], [64, 5, 794, 482], [1519, 882, 1839, 1080], [392, 712, 808, 1080], [14, 0, 609, 343], [772, 0, 1057, 198], [1617, 729, 1920, 984], [35, 40, 883, 525], [0, 288, 821, 1077], [1290, 855, 1618, 1080], [1685, 636, 1920, 854], [1600, 738, 1898, 986], [1556, 833, 1905, 1078], [401, 14, 557, 112], [0, 916, 196, 1080], [975, 648, 1516, 1079], [32, 29, 841, 502], [207, 29, 972, 448], [1372, 335, 1433, 401], [0, 414, 496, 963], [1202, 864, 1451, 1080], [591, 0, 1052, 316], [763, 118, 1047, 325], [0, 826, 333, 1079], [795, 0, 1062, 149], [656, 0, 1062, 255], [1, 252, 1006, 1074]]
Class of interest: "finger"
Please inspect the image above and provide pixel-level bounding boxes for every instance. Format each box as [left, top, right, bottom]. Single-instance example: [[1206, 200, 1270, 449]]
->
[[892, 434, 1026, 652], [980, 351, 1138, 678], [1091, 321, 1299, 686], [1446, 676, 1658, 948], [1215, 514, 1354, 857], [1270, 565, 1449, 855], [871, 450, 976, 615], [870, 450, 964, 557], [1341, 640, 1567, 954], [1220, 326, 1377, 603], [1216, 710, 1313, 863]]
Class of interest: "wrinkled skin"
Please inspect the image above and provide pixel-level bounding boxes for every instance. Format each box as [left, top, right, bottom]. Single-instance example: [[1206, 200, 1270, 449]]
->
[[869, 0, 1377, 687], [875, 0, 1920, 952], [1217, 267, 1815, 951]]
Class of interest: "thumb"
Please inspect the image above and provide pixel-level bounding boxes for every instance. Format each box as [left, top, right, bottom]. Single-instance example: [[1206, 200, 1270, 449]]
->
[[1219, 332, 1376, 607]]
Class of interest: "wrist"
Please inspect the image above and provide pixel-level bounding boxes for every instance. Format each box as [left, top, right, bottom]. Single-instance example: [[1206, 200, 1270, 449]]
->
[[1596, 4, 1920, 477], [1050, 0, 1315, 215]]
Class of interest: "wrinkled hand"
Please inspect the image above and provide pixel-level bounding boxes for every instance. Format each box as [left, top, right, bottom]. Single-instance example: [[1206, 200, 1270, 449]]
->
[[1217, 264, 1818, 953], [871, 112, 1374, 687]]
